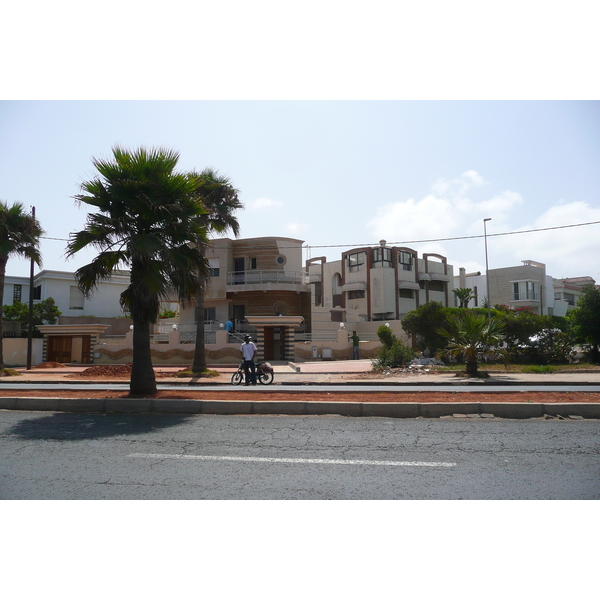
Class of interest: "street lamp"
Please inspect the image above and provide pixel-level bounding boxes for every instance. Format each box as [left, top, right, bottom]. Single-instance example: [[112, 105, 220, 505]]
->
[[484, 218, 492, 319]]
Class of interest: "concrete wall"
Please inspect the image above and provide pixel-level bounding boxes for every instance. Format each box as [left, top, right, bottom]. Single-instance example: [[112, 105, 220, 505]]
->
[[1, 338, 43, 367]]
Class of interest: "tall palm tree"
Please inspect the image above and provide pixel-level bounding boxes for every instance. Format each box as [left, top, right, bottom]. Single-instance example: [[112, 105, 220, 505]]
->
[[189, 168, 242, 375], [437, 311, 505, 376], [0, 201, 43, 370], [66, 147, 211, 395]]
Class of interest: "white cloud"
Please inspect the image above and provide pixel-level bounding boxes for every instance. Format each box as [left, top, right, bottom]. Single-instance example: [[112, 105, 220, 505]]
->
[[367, 194, 459, 243], [367, 173, 600, 280], [495, 201, 600, 278], [431, 170, 486, 196], [246, 196, 284, 210]]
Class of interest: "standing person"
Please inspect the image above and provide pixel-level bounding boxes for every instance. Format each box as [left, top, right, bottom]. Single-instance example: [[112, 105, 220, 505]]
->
[[225, 319, 233, 339], [351, 331, 360, 360], [240, 335, 257, 385]]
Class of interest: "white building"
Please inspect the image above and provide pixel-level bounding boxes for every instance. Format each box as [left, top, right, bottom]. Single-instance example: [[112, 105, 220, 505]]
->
[[3, 270, 131, 318]]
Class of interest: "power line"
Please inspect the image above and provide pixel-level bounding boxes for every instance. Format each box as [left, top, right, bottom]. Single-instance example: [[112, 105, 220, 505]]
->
[[303, 220, 600, 250], [39, 219, 600, 251]]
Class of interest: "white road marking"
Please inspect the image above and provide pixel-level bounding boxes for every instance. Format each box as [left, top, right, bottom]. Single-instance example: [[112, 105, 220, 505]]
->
[[128, 453, 456, 467]]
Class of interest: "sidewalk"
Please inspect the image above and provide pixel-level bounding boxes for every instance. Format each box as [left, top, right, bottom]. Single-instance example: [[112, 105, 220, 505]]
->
[[1, 360, 599, 419], [5, 359, 600, 386]]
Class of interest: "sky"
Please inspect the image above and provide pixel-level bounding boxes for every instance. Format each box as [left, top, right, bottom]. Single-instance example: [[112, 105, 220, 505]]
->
[[1, 100, 599, 282]]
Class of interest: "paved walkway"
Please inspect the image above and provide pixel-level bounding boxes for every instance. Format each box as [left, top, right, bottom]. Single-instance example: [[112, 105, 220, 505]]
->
[[4, 360, 600, 386]]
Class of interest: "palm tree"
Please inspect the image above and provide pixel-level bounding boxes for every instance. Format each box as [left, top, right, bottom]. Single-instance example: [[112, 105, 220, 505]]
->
[[437, 311, 505, 376], [189, 168, 242, 375], [0, 201, 43, 370], [453, 287, 474, 308], [66, 147, 211, 395]]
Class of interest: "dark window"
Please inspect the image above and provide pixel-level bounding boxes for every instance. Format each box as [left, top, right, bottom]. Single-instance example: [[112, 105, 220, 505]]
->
[[347, 252, 366, 273], [348, 290, 365, 299], [13, 284, 22, 304], [33, 285, 42, 300], [398, 289, 414, 299], [429, 280, 444, 292], [249, 257, 257, 269], [372, 247, 391, 265], [211, 268, 220, 277], [399, 252, 413, 271]]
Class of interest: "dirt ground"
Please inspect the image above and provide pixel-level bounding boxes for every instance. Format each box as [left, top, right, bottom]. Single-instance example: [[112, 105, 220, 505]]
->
[[0, 388, 598, 404]]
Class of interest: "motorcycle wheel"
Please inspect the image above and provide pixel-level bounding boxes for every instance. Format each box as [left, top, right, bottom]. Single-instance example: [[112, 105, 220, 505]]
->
[[231, 371, 244, 386], [258, 371, 274, 385]]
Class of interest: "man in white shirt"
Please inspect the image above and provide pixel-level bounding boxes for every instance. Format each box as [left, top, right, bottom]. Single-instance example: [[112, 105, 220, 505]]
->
[[240, 335, 257, 385]]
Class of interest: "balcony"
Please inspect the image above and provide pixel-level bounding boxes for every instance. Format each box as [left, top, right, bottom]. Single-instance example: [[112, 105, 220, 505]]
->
[[226, 270, 309, 292], [513, 292, 539, 301]]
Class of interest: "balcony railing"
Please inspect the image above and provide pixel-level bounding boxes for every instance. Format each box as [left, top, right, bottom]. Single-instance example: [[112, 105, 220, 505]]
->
[[227, 270, 308, 286], [513, 292, 539, 301]]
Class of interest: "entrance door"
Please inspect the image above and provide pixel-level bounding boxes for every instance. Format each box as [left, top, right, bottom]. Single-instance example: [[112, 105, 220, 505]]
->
[[263, 327, 275, 360], [233, 257, 245, 284], [47, 336, 72, 364], [263, 327, 286, 361]]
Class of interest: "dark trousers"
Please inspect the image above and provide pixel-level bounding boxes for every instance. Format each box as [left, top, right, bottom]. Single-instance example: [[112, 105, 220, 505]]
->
[[243, 360, 256, 385]]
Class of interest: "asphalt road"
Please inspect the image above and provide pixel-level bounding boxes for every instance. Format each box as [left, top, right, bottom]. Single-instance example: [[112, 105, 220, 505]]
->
[[1, 411, 598, 499]]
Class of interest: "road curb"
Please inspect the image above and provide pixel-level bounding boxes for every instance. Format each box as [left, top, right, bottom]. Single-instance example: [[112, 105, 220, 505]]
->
[[2, 397, 599, 419]]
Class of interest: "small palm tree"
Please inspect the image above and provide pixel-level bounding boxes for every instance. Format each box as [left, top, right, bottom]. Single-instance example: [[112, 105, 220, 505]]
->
[[0, 201, 44, 370], [189, 169, 242, 375], [438, 311, 505, 376], [453, 287, 474, 308], [66, 147, 211, 395]]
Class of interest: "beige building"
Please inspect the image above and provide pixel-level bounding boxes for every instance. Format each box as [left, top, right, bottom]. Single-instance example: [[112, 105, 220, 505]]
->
[[179, 236, 312, 361], [454, 260, 596, 316], [307, 240, 454, 335]]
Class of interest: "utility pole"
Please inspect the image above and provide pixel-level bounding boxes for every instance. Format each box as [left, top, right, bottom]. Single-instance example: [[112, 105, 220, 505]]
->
[[26, 206, 35, 370], [484, 218, 492, 319]]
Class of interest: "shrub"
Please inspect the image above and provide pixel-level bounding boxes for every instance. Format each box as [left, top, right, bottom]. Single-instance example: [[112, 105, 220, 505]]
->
[[373, 325, 414, 369]]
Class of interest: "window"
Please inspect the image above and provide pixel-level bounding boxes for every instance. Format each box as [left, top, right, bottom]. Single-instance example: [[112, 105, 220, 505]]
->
[[347, 252, 366, 273], [275, 255, 286, 266], [564, 293, 575, 306], [204, 307, 216, 322], [513, 281, 537, 301], [429, 280, 445, 292], [249, 257, 257, 269], [69, 286, 84, 310], [13, 284, 22, 304], [372, 247, 391, 266], [348, 290, 365, 299], [33, 285, 42, 300], [398, 288, 414, 299], [398, 252, 413, 271], [209, 259, 220, 277]]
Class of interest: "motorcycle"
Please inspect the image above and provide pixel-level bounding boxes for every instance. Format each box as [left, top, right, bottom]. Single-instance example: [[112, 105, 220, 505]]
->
[[231, 361, 274, 385]]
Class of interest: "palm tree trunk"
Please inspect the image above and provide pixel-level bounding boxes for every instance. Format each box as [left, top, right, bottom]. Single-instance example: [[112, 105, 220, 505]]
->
[[466, 359, 479, 376], [191, 292, 206, 374], [0, 259, 6, 370], [130, 316, 157, 395]]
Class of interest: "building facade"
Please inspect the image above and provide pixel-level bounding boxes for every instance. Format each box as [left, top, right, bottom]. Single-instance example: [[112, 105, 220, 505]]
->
[[179, 236, 312, 361], [307, 240, 454, 334]]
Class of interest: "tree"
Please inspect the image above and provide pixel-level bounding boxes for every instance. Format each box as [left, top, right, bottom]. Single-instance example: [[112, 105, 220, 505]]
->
[[401, 301, 455, 355], [569, 284, 600, 363], [453, 287, 474, 308], [3, 297, 61, 336], [189, 169, 242, 375], [437, 311, 505, 376], [0, 201, 43, 370], [372, 324, 414, 369], [66, 146, 211, 395]]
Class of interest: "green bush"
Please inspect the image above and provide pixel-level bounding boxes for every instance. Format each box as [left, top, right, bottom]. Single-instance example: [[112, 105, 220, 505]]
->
[[373, 325, 414, 369]]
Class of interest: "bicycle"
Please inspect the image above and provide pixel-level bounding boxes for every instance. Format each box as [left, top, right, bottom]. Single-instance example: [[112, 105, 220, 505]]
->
[[231, 361, 275, 385]]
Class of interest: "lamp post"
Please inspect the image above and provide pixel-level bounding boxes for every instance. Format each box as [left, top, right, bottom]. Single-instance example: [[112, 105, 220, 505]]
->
[[484, 218, 491, 319]]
